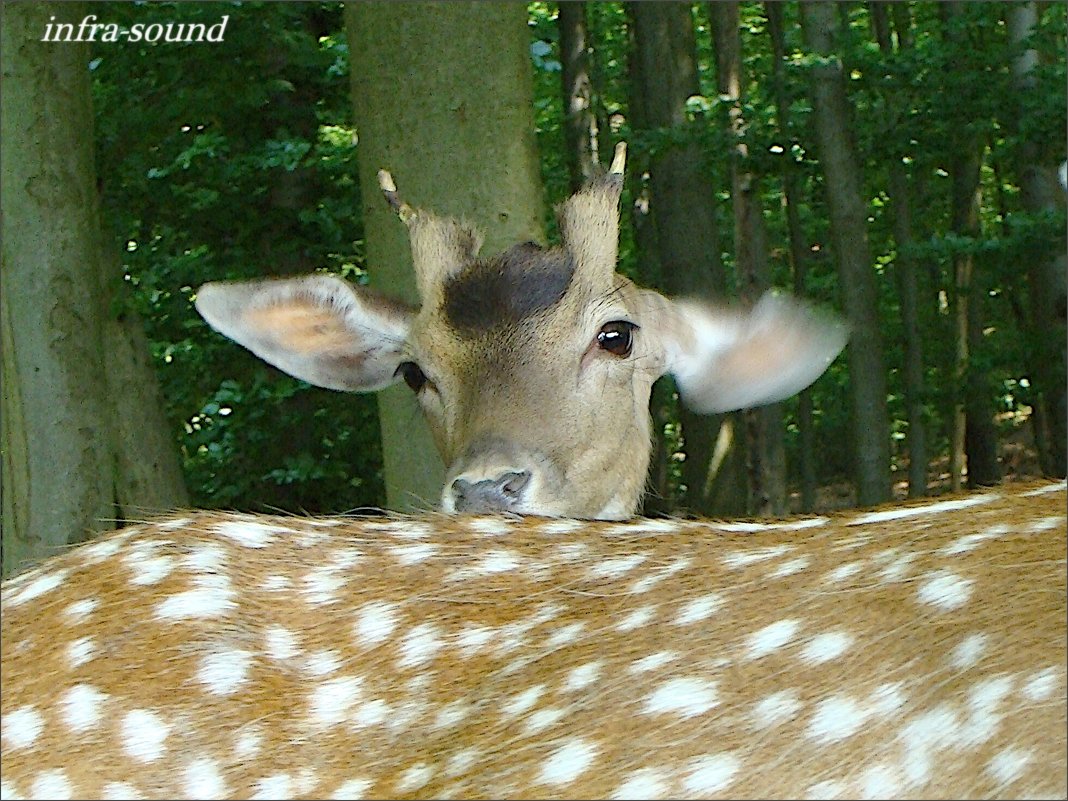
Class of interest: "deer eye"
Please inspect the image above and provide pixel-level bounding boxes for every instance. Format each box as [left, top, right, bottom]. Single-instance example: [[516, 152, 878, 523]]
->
[[597, 321, 637, 358], [395, 361, 428, 393]]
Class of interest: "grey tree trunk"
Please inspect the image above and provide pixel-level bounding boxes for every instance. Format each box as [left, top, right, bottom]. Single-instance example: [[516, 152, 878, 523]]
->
[[765, 1, 818, 512], [1006, 1, 1067, 478], [941, 3, 1000, 490], [871, 1, 928, 497], [628, 1, 747, 516], [346, 2, 546, 513], [710, 1, 787, 516], [801, 1, 891, 506], [1, 2, 187, 576], [558, 1, 600, 192]]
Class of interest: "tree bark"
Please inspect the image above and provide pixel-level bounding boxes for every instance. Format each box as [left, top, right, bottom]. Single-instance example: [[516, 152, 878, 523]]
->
[[871, 1, 928, 497], [801, 1, 891, 506], [941, 3, 1001, 490], [710, 1, 786, 515], [628, 1, 747, 516], [558, 1, 599, 192], [2, 2, 187, 576], [765, 1, 819, 512], [1005, 1, 1067, 477], [346, 2, 546, 513]]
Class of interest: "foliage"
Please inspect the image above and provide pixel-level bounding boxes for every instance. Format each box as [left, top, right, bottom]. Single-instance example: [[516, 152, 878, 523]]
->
[[88, 1, 1065, 513]]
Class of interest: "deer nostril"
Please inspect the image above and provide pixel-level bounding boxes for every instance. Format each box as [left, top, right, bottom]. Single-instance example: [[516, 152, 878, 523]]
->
[[499, 471, 531, 499], [450, 470, 532, 513]]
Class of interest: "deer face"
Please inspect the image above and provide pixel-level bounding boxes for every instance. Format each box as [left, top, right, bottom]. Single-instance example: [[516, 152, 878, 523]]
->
[[196, 144, 848, 519]]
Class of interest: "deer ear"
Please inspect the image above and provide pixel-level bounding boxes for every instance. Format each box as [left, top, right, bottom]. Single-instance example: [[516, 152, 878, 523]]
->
[[195, 275, 416, 392], [654, 291, 848, 414]]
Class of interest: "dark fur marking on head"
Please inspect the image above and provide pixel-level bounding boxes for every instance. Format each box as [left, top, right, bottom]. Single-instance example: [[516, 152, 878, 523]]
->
[[443, 242, 575, 336]]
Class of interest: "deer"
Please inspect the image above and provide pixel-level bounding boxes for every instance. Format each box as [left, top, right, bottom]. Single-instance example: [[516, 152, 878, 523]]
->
[[2, 147, 1065, 799], [0, 481, 1064, 799], [192, 143, 848, 520]]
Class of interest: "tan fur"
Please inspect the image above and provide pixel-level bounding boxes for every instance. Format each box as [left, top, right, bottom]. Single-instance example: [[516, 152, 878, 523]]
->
[[2, 480, 1065, 799]]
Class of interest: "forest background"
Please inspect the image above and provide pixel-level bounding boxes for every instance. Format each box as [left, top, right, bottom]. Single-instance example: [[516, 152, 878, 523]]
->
[[2, 1, 1065, 576]]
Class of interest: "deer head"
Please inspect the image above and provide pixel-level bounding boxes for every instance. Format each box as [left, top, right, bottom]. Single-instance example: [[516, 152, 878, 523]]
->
[[195, 144, 848, 519]]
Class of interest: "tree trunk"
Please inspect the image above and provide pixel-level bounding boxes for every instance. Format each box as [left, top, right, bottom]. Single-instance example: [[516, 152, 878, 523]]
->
[[710, 1, 786, 515], [871, 1, 928, 497], [765, 1, 819, 512], [801, 1, 891, 506], [346, 2, 546, 513], [628, 1, 746, 516], [1006, 1, 1067, 478], [941, 3, 1000, 490], [2, 2, 187, 576], [558, 1, 599, 192]]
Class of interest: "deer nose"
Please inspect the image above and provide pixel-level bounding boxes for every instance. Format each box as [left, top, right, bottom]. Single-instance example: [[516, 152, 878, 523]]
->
[[449, 470, 531, 513]]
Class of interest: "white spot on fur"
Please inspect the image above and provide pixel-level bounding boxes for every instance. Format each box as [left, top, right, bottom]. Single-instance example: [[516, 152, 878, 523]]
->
[[538, 519, 585, 534], [62, 598, 98, 623], [304, 650, 341, 676], [859, 764, 901, 799], [825, 562, 861, 583], [628, 651, 677, 674], [1028, 515, 1062, 532], [60, 684, 107, 732], [398, 623, 442, 668], [30, 770, 72, 800], [644, 677, 718, 717], [233, 725, 263, 758], [445, 747, 481, 777], [456, 625, 494, 657], [616, 605, 656, 632], [122, 709, 169, 762], [388, 543, 437, 565], [197, 649, 252, 695], [432, 700, 470, 730], [674, 594, 723, 625], [565, 661, 602, 691], [539, 738, 598, 785], [986, 747, 1031, 785], [949, 633, 987, 669], [917, 571, 973, 611], [722, 545, 793, 568], [183, 757, 227, 799], [547, 621, 585, 648], [610, 768, 669, 799], [395, 763, 434, 793], [265, 627, 300, 661], [942, 524, 1007, 555], [7, 570, 68, 606], [469, 517, 514, 536], [330, 778, 373, 799], [154, 587, 234, 620], [801, 631, 853, 664], [2, 706, 43, 750], [807, 695, 867, 742], [1022, 667, 1059, 701], [214, 519, 286, 547], [67, 636, 97, 668], [251, 775, 291, 800], [523, 707, 566, 734], [751, 690, 803, 729], [503, 684, 545, 716], [682, 753, 740, 794], [769, 556, 811, 578], [101, 781, 145, 800], [353, 699, 389, 728], [849, 493, 995, 524], [309, 676, 362, 728], [354, 601, 398, 646], [587, 554, 646, 580], [746, 619, 800, 659], [805, 780, 845, 799], [157, 516, 193, 530], [475, 549, 520, 574]]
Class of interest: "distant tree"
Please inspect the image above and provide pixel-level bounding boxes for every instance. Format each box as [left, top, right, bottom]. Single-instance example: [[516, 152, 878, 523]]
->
[[801, 1, 892, 506], [629, 1, 747, 516], [346, 1, 546, 512], [1, 2, 186, 576], [558, 1, 600, 191]]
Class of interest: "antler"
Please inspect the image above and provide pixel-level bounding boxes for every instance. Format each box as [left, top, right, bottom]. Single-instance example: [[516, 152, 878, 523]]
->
[[377, 169, 416, 224]]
